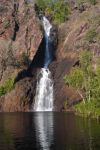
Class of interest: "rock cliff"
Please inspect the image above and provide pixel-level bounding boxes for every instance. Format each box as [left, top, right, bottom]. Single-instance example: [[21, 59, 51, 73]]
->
[[0, 0, 42, 111], [0, 0, 42, 85], [50, 0, 100, 111]]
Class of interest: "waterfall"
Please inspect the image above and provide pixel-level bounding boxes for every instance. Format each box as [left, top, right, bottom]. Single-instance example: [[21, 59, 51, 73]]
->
[[43, 16, 52, 68], [33, 17, 54, 111], [34, 68, 53, 111]]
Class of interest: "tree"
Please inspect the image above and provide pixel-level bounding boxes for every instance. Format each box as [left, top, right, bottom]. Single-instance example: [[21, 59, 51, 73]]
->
[[64, 50, 100, 118], [35, 0, 70, 24]]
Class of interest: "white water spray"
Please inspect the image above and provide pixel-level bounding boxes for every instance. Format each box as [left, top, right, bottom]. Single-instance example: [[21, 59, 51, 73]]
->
[[34, 17, 54, 111], [34, 68, 53, 111]]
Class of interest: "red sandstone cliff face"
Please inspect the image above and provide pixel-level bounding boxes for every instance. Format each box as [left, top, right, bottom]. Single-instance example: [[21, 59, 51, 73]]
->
[[0, 0, 43, 112], [0, 0, 42, 85]]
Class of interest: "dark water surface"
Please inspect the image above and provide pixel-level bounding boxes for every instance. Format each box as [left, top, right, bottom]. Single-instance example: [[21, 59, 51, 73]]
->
[[0, 112, 100, 150]]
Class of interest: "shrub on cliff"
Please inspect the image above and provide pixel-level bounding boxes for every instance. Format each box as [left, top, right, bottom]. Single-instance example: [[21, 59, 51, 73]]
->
[[89, 0, 97, 5], [76, 0, 85, 12], [85, 29, 97, 43], [3, 19, 10, 29], [76, 0, 97, 12], [35, 0, 70, 24], [35, 0, 47, 11], [0, 77, 15, 96]]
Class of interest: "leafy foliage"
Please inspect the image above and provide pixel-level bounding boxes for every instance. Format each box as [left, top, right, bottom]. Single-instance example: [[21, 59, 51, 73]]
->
[[64, 50, 100, 118], [85, 29, 97, 43], [64, 67, 84, 89], [76, 0, 97, 7], [80, 50, 92, 74], [76, 0, 97, 12], [89, 0, 97, 5], [35, 0, 70, 24], [75, 100, 100, 118], [0, 77, 15, 96], [76, 0, 85, 10], [35, 0, 47, 11], [3, 19, 10, 29]]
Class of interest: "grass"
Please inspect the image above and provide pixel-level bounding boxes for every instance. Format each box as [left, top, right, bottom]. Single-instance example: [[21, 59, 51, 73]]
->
[[75, 100, 100, 119]]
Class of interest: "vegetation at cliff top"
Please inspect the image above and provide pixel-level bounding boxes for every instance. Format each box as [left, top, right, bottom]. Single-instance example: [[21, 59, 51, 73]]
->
[[35, 0, 98, 24], [35, 0, 71, 24], [0, 77, 15, 96], [64, 50, 100, 119], [76, 0, 97, 7], [85, 29, 97, 43]]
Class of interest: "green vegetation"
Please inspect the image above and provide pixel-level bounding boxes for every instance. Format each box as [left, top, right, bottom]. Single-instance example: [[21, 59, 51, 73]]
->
[[35, 0, 97, 24], [35, 0, 47, 11], [85, 29, 97, 43], [76, 0, 85, 10], [0, 77, 15, 96], [35, 0, 70, 24], [75, 101, 100, 118], [76, 0, 97, 5], [89, 0, 97, 5], [3, 19, 10, 29], [76, 0, 97, 11], [64, 67, 84, 89], [15, 53, 30, 68], [21, 52, 30, 66], [64, 50, 100, 119]]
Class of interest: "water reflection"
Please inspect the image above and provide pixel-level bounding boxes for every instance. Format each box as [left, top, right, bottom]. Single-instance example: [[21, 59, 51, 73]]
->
[[0, 113, 100, 150], [34, 112, 53, 150]]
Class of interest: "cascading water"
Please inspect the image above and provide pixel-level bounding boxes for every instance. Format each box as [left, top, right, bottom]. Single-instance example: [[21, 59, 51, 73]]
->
[[43, 16, 52, 68], [33, 17, 54, 111]]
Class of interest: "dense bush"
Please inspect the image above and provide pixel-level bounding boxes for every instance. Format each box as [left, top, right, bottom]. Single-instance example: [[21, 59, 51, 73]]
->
[[35, 0, 70, 24], [89, 0, 97, 5], [76, 0, 97, 12], [3, 19, 10, 29], [0, 77, 15, 96], [64, 67, 84, 89], [76, 0, 85, 11], [64, 50, 100, 118], [75, 100, 100, 118], [85, 29, 97, 43]]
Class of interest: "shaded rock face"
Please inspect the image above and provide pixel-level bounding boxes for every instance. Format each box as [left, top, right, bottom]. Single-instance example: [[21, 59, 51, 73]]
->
[[50, 56, 81, 111], [0, 0, 42, 85]]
